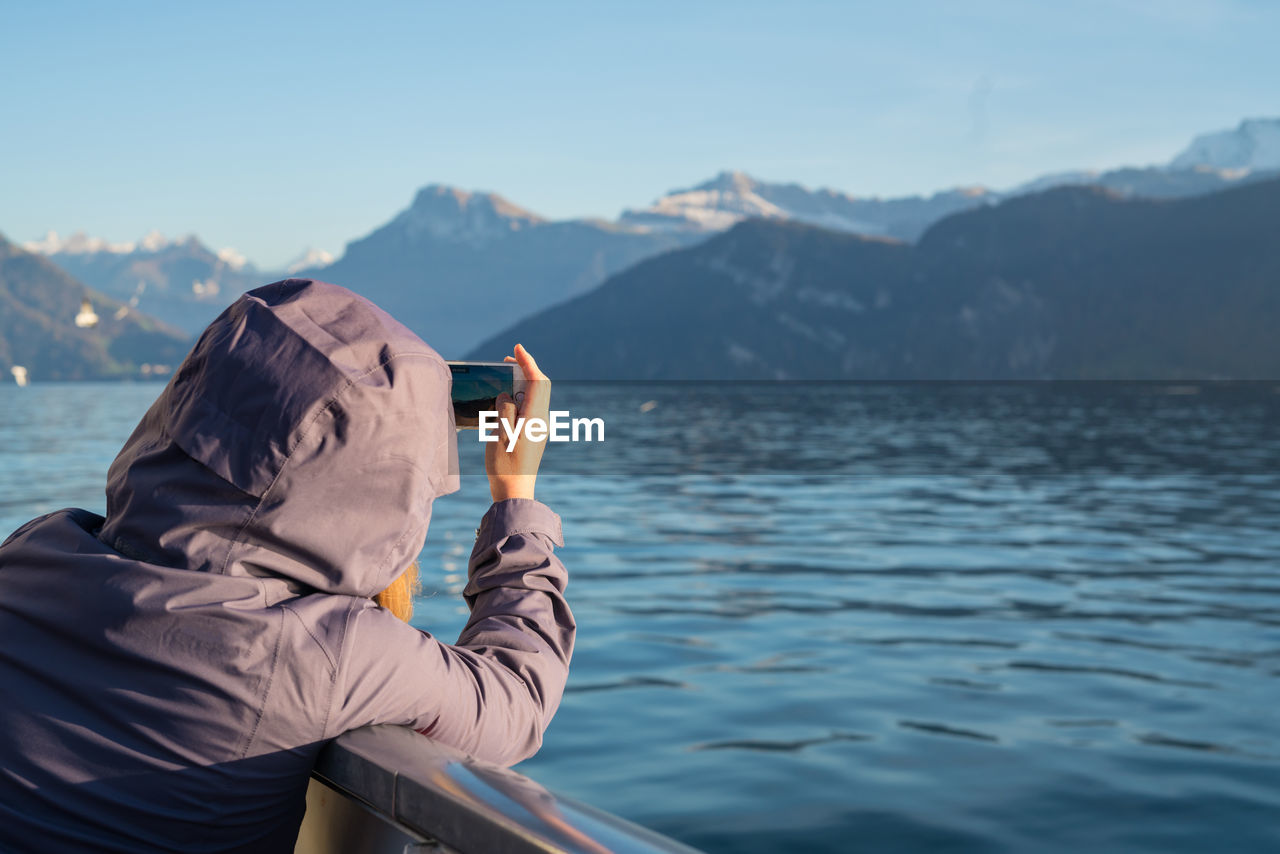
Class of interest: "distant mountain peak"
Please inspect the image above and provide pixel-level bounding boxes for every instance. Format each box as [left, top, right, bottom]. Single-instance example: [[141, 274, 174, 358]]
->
[[215, 246, 248, 270], [284, 247, 335, 274], [138, 229, 171, 252], [620, 171, 790, 232], [391, 184, 545, 244], [23, 229, 236, 261], [693, 170, 761, 194], [25, 230, 138, 256], [620, 170, 977, 237], [1170, 116, 1280, 172]]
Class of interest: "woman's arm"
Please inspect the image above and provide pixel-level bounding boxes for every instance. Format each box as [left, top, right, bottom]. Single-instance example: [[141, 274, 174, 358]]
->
[[328, 346, 574, 766]]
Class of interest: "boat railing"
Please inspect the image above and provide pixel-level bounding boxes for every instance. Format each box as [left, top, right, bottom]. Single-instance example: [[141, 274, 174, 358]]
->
[[294, 725, 702, 854]]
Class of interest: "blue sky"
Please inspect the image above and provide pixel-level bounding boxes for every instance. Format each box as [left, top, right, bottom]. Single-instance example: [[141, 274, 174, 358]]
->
[[2, 0, 1277, 268]]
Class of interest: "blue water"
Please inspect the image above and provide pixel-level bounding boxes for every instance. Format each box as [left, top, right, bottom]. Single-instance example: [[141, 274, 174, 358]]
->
[[2, 383, 1278, 853]]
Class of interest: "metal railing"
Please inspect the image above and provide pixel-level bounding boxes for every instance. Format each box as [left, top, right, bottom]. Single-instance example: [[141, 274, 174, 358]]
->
[[294, 726, 703, 854]]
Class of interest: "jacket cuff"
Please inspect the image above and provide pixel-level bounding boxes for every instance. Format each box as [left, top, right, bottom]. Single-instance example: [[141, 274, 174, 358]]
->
[[475, 498, 565, 549]]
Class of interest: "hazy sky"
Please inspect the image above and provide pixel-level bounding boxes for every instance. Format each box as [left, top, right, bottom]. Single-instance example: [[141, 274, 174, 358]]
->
[[2, 0, 1277, 267]]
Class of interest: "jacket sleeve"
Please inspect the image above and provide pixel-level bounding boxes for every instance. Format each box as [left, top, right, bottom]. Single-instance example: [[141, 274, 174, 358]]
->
[[328, 499, 575, 766]]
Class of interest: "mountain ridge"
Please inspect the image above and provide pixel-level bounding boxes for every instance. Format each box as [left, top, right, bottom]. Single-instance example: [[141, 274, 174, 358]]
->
[[22, 115, 1280, 356], [0, 233, 191, 381], [23, 231, 262, 335], [1170, 117, 1280, 172], [466, 176, 1280, 380], [290, 189, 703, 356]]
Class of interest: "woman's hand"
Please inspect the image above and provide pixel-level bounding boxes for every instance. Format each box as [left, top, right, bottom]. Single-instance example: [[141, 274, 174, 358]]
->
[[485, 344, 550, 502]]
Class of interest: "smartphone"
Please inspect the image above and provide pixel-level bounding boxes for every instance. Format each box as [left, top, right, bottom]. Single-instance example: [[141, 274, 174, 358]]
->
[[447, 361, 526, 429]]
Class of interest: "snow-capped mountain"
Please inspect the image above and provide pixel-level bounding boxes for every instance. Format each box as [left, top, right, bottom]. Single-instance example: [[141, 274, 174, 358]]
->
[[619, 171, 796, 232], [1006, 120, 1280, 200], [25, 229, 191, 257], [620, 170, 995, 241], [284, 247, 335, 274], [470, 176, 1280, 379], [27, 231, 263, 334], [620, 119, 1280, 244], [1170, 118, 1280, 173]]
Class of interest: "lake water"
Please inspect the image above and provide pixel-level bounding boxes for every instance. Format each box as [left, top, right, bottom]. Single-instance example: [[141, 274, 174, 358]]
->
[[2, 382, 1278, 853]]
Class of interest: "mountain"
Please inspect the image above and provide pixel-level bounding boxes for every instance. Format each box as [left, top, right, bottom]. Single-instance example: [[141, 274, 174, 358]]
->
[[26, 230, 262, 335], [621, 164, 1275, 246], [382, 185, 545, 243], [467, 176, 1280, 380], [0, 233, 191, 381], [1170, 117, 1280, 172], [618, 120, 1280, 245], [25, 115, 1280, 356], [284, 247, 335, 274], [295, 185, 703, 357], [620, 170, 997, 241], [1010, 164, 1275, 199]]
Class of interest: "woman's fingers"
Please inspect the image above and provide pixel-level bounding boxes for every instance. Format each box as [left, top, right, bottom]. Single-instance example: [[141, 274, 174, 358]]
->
[[512, 343, 547, 382], [494, 392, 518, 438], [485, 349, 550, 502], [504, 344, 549, 418]]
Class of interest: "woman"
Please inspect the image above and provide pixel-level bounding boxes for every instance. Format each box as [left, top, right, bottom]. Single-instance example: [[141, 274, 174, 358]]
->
[[0, 279, 575, 852]]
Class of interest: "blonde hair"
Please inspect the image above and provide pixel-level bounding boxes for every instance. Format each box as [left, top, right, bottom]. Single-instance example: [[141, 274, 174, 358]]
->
[[374, 561, 421, 623]]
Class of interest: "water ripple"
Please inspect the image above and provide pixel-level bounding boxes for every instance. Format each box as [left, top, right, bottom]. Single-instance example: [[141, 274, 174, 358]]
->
[[995, 660, 1218, 689], [897, 721, 1000, 743], [691, 732, 873, 753], [564, 676, 692, 694]]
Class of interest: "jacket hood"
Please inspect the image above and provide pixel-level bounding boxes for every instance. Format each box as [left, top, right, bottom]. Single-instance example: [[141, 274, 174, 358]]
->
[[99, 279, 459, 597]]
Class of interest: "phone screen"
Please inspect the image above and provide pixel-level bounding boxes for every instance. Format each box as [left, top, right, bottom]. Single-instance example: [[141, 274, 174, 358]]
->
[[448, 362, 518, 429]]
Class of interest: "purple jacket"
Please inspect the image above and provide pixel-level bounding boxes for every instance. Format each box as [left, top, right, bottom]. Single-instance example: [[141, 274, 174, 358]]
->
[[0, 280, 575, 852]]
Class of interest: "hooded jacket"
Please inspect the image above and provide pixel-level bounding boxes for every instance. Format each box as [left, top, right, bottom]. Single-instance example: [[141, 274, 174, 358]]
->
[[0, 279, 575, 853]]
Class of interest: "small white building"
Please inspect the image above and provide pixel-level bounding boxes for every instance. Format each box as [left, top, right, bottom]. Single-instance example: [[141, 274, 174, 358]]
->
[[75, 299, 100, 328]]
